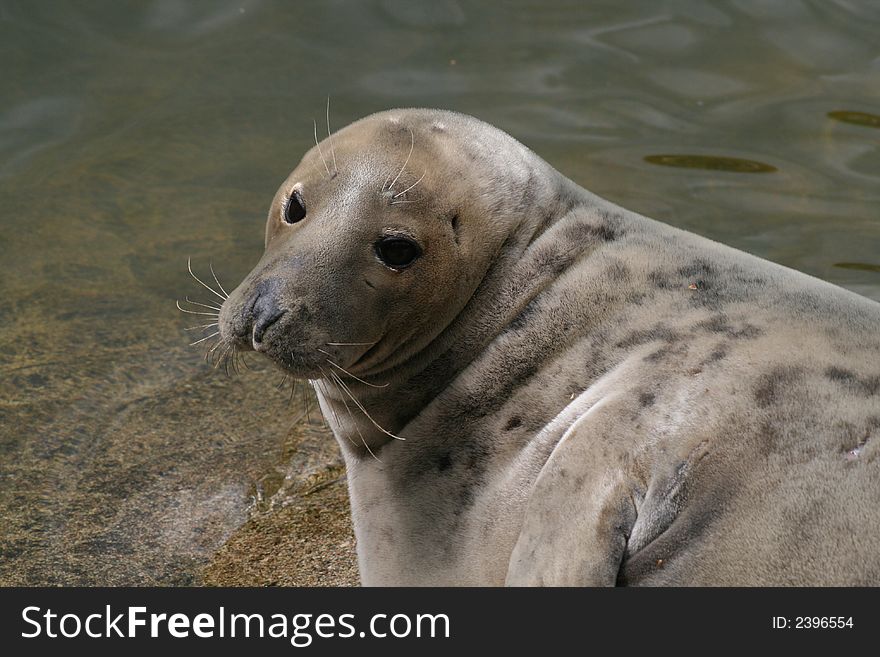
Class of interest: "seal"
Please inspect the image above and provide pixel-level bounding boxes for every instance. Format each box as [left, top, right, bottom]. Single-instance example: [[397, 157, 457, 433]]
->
[[215, 108, 880, 585]]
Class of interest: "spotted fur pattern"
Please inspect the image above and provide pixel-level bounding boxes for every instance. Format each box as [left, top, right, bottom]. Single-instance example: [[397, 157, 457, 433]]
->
[[221, 109, 880, 586]]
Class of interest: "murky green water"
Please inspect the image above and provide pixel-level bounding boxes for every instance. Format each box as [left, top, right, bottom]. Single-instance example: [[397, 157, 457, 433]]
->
[[2, 0, 879, 585]]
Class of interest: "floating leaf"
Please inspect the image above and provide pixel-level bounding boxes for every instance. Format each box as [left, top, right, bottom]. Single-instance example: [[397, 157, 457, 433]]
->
[[827, 111, 880, 129], [644, 154, 777, 173], [833, 262, 880, 273]]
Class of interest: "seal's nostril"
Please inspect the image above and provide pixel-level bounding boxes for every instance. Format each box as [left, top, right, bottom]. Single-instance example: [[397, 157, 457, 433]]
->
[[252, 307, 286, 346], [241, 278, 285, 348]]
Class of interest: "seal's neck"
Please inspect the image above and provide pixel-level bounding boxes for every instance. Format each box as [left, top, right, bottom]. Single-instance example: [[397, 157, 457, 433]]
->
[[317, 174, 625, 459]]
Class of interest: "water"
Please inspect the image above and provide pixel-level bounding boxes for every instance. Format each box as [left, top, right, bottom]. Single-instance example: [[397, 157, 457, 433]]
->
[[1, 0, 878, 584]]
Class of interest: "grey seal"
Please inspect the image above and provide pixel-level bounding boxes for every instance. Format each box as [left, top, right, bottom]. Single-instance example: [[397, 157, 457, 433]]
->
[[213, 108, 880, 585]]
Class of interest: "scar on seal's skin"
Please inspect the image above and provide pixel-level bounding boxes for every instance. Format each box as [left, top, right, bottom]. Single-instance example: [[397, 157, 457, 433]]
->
[[504, 416, 523, 430]]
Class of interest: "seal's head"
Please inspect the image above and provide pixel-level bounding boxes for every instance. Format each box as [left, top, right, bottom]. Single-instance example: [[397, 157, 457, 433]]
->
[[218, 109, 553, 379]]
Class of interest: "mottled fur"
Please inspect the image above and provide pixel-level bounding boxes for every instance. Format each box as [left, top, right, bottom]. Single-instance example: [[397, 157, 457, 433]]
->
[[219, 109, 880, 585]]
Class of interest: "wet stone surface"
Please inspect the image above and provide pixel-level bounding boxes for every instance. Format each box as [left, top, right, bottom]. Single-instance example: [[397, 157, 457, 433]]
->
[[202, 419, 359, 587], [0, 335, 356, 585]]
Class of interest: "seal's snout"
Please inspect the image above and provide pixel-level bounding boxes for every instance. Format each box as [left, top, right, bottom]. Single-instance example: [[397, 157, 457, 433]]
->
[[222, 277, 287, 351], [251, 300, 285, 349], [247, 278, 286, 350]]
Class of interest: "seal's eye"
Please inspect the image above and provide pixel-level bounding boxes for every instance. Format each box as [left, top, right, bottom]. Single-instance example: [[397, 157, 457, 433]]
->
[[283, 191, 306, 224], [375, 236, 422, 270]]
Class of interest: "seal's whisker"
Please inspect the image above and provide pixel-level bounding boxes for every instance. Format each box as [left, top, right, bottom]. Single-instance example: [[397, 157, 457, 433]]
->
[[185, 322, 219, 331], [205, 338, 223, 366], [324, 382, 359, 449], [277, 374, 289, 391], [317, 350, 389, 388], [184, 296, 222, 312], [329, 372, 382, 459], [326, 341, 377, 346], [222, 345, 234, 376], [389, 200, 418, 205], [328, 372, 380, 460], [188, 257, 227, 302], [316, 367, 360, 450], [190, 331, 220, 346], [303, 381, 313, 424], [326, 96, 338, 176], [325, 357, 388, 388], [392, 170, 426, 199], [207, 338, 224, 359], [214, 343, 233, 374], [209, 261, 230, 299], [313, 118, 332, 178], [201, 333, 217, 354], [176, 300, 220, 317], [308, 381, 328, 429], [231, 344, 241, 375], [320, 395, 329, 429], [330, 370, 404, 441], [213, 343, 226, 369], [387, 128, 414, 191]]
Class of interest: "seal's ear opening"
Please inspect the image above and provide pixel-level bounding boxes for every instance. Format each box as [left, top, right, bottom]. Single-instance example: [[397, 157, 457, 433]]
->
[[444, 212, 461, 244], [283, 190, 306, 224]]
